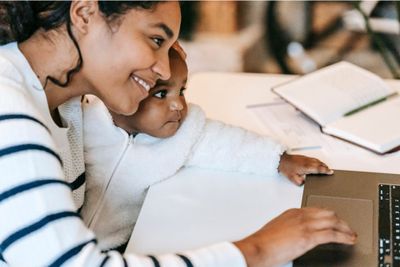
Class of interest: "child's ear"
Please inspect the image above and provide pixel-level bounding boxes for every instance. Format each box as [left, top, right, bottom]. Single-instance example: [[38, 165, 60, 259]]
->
[[70, 0, 98, 35]]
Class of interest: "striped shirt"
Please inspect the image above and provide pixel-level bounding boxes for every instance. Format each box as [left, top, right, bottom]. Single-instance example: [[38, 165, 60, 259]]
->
[[0, 42, 247, 266]]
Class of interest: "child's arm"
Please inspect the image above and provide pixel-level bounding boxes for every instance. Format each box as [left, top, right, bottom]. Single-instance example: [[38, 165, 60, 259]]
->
[[185, 115, 333, 185], [278, 153, 334, 186], [186, 118, 286, 176]]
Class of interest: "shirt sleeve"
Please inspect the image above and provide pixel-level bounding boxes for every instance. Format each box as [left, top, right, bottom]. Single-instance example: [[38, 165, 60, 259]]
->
[[125, 242, 246, 267], [0, 86, 247, 266], [186, 119, 286, 177]]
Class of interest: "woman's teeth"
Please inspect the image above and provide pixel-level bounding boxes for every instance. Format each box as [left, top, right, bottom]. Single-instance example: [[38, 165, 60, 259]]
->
[[132, 76, 151, 91]]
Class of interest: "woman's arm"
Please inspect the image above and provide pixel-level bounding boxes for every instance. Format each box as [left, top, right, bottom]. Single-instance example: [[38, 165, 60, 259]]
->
[[0, 87, 99, 266], [0, 86, 247, 266]]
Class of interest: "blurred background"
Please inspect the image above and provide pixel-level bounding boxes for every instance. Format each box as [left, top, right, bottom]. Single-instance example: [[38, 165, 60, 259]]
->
[[179, 1, 400, 79]]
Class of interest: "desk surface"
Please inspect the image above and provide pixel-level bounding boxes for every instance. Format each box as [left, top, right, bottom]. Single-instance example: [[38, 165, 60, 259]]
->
[[128, 72, 400, 258], [185, 72, 400, 174]]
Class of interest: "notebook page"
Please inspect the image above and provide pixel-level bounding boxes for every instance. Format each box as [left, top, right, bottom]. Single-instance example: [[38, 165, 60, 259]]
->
[[274, 62, 395, 126], [322, 96, 400, 153]]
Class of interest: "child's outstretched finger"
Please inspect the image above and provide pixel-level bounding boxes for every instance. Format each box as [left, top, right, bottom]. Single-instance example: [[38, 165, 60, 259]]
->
[[303, 159, 333, 175], [290, 173, 306, 186], [316, 162, 334, 175], [309, 162, 333, 174]]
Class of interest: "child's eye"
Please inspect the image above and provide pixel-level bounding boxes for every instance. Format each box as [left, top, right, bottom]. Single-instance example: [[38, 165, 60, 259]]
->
[[180, 88, 186, 96], [153, 90, 168, 99], [152, 37, 164, 47]]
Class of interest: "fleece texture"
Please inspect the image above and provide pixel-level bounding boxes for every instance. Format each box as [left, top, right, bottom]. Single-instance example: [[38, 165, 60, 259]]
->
[[81, 96, 285, 250]]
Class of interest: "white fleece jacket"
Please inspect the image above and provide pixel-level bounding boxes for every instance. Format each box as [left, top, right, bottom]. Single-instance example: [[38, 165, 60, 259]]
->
[[81, 96, 285, 251]]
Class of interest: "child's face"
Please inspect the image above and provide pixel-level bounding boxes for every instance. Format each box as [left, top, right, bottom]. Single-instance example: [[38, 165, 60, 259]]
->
[[112, 51, 188, 138]]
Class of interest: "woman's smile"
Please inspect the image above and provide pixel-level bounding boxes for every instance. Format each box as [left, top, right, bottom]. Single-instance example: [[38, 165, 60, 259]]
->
[[130, 74, 154, 97]]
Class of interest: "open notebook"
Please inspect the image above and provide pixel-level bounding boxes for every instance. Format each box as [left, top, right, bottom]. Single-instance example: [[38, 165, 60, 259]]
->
[[272, 61, 400, 154]]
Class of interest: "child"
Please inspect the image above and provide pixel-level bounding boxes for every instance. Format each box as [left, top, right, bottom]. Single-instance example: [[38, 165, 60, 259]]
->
[[81, 49, 333, 251]]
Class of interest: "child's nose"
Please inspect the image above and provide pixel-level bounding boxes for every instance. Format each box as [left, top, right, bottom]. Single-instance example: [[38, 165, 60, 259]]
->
[[170, 99, 183, 111]]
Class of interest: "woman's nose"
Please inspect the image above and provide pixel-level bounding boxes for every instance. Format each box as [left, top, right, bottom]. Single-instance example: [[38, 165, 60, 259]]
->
[[152, 52, 171, 80]]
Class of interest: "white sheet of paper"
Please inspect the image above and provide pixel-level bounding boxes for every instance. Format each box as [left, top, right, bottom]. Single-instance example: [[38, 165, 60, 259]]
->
[[248, 100, 323, 150], [248, 100, 356, 154], [126, 167, 302, 267]]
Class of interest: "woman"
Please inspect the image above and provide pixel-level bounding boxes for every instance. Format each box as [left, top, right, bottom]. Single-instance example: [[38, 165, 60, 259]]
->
[[0, 1, 356, 266]]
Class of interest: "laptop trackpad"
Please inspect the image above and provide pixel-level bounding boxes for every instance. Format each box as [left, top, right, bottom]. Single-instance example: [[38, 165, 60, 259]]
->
[[306, 195, 373, 255]]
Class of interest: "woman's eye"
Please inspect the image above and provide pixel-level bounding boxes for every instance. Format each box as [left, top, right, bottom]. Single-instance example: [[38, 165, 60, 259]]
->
[[152, 37, 164, 47], [180, 88, 186, 96], [154, 90, 168, 99]]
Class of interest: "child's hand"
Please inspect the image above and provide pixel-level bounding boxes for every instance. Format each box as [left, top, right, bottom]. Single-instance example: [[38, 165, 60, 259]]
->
[[278, 152, 333, 186]]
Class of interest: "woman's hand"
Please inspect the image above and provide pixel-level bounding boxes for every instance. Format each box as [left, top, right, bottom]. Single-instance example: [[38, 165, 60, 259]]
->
[[234, 207, 357, 267], [278, 152, 333, 185]]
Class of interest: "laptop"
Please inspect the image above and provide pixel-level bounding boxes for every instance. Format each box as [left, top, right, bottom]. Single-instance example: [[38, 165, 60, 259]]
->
[[294, 169, 400, 267]]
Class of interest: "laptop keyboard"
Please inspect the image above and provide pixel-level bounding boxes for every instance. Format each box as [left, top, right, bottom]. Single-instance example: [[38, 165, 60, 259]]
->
[[379, 184, 400, 267]]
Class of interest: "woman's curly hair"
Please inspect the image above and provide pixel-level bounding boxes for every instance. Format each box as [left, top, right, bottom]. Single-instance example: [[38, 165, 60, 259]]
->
[[0, 1, 160, 87]]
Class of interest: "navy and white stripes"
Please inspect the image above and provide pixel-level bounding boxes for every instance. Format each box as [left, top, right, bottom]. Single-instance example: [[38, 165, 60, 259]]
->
[[0, 41, 246, 267], [0, 211, 81, 252], [0, 179, 70, 203], [0, 113, 242, 267], [0, 109, 243, 267], [48, 238, 97, 267], [0, 114, 50, 133], [0, 105, 99, 265], [0, 143, 62, 165], [177, 255, 194, 267], [147, 255, 194, 267], [148, 256, 161, 267], [0, 110, 199, 266], [99, 255, 110, 267], [0, 107, 95, 265]]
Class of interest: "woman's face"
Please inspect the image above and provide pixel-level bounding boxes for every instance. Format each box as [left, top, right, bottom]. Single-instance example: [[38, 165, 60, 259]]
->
[[111, 50, 188, 138], [79, 1, 181, 115]]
